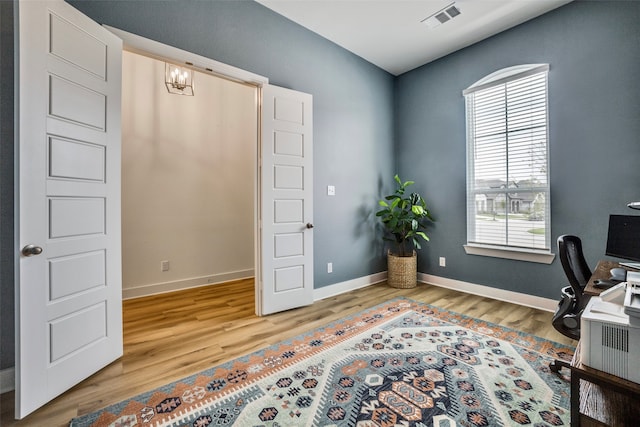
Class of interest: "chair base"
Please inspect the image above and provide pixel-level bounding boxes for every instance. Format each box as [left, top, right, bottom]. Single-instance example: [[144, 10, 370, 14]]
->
[[551, 286, 582, 340]]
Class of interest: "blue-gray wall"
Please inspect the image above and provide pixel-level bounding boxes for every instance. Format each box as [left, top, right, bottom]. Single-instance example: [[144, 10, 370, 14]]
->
[[396, 0, 640, 299]]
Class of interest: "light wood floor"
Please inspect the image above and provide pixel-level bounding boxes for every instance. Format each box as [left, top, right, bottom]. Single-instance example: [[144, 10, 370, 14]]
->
[[0, 279, 574, 426]]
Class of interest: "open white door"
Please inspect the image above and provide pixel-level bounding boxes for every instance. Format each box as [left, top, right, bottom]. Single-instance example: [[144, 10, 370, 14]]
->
[[257, 85, 314, 315], [16, 0, 122, 418]]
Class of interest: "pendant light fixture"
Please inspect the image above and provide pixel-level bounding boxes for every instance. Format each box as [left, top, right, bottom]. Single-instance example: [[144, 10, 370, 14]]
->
[[165, 62, 194, 96]]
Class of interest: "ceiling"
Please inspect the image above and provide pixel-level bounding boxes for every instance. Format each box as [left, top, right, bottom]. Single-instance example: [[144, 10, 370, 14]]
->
[[256, 0, 572, 76]]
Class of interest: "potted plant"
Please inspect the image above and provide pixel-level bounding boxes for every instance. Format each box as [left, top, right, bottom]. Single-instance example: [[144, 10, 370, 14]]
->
[[376, 174, 433, 288]]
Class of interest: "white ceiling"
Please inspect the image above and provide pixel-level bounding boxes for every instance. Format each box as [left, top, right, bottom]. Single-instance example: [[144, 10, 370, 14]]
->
[[256, 0, 572, 75]]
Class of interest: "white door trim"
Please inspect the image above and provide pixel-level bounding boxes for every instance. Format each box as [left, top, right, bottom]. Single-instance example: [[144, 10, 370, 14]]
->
[[104, 26, 268, 86]]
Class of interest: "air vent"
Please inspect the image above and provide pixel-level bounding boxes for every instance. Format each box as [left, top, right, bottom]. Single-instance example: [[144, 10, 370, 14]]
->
[[434, 12, 450, 24], [600, 324, 629, 379], [602, 324, 629, 352], [446, 5, 461, 18], [421, 3, 462, 29]]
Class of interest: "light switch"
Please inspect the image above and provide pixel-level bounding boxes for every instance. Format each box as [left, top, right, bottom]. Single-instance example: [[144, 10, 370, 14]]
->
[[327, 185, 336, 196]]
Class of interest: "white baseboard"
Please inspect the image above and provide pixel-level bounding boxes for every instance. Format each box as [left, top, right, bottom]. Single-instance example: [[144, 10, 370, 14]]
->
[[1, 366, 14, 393], [313, 272, 387, 301], [313, 271, 556, 312], [122, 269, 254, 300], [419, 273, 558, 312]]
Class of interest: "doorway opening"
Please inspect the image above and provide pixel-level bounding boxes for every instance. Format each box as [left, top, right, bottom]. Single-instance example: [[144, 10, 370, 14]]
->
[[120, 51, 257, 300]]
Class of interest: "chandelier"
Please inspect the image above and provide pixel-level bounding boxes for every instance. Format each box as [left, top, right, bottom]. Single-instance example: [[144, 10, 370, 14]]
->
[[165, 63, 194, 96]]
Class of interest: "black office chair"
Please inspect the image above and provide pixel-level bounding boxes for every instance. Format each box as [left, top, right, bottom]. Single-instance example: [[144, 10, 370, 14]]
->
[[551, 235, 592, 341]]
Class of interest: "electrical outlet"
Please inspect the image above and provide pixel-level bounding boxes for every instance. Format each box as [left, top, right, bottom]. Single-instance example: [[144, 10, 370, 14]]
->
[[327, 185, 336, 196], [439, 257, 446, 267], [327, 262, 333, 273], [161, 260, 170, 272]]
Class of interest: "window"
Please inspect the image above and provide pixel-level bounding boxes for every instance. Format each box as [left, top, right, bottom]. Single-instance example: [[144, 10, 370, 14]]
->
[[463, 64, 553, 263]]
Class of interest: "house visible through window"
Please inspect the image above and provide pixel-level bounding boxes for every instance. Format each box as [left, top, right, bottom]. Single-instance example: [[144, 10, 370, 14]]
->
[[463, 64, 551, 261]]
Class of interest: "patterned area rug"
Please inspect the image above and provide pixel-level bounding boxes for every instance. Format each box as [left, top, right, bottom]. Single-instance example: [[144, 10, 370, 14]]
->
[[70, 298, 573, 427]]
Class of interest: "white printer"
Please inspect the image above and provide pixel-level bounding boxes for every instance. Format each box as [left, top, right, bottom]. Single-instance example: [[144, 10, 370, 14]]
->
[[580, 274, 640, 383]]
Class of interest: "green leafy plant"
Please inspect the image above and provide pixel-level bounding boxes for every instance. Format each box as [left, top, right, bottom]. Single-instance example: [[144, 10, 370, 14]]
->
[[376, 174, 433, 257]]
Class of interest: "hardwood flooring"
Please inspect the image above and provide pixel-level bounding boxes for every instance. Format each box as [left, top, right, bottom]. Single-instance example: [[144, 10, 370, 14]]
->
[[0, 278, 574, 426]]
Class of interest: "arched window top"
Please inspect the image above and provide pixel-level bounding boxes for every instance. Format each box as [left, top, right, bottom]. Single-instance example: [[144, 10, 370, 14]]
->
[[463, 64, 549, 96]]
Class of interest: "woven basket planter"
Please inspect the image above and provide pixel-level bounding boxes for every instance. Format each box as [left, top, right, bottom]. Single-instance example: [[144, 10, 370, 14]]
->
[[387, 250, 417, 289]]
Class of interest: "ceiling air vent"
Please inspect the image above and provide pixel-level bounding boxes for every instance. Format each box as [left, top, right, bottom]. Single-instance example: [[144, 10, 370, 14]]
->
[[422, 3, 462, 29]]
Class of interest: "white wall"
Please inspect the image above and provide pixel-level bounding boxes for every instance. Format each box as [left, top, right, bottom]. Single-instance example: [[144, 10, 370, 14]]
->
[[121, 52, 256, 297]]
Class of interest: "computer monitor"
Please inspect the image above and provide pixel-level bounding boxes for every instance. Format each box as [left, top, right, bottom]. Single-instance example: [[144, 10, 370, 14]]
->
[[606, 214, 640, 268]]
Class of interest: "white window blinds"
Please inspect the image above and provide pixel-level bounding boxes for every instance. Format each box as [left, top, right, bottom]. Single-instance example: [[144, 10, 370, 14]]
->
[[464, 64, 550, 252]]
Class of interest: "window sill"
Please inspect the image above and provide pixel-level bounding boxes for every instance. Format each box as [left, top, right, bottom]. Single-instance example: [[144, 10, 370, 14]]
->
[[463, 244, 555, 264]]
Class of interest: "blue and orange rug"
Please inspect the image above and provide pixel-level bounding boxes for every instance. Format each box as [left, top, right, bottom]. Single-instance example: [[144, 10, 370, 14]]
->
[[70, 298, 573, 426]]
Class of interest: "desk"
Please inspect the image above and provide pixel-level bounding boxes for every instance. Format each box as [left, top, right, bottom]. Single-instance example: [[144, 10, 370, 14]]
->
[[556, 344, 640, 426], [583, 260, 623, 296], [555, 260, 640, 426]]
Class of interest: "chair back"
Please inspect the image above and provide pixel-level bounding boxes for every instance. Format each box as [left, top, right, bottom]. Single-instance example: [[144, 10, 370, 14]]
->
[[557, 234, 592, 305]]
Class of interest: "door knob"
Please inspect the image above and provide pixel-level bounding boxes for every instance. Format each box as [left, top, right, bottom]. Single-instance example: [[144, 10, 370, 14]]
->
[[306, 223, 314, 229], [22, 244, 43, 257]]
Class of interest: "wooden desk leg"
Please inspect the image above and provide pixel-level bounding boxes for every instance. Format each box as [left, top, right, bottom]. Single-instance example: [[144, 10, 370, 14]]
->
[[549, 359, 583, 424]]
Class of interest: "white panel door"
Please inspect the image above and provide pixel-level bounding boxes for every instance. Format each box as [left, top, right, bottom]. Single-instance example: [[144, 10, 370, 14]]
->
[[258, 85, 313, 315], [16, 0, 122, 418]]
